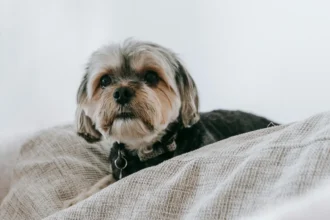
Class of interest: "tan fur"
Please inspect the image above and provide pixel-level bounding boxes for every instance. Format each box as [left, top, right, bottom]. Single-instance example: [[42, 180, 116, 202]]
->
[[63, 175, 115, 208], [155, 81, 180, 125]]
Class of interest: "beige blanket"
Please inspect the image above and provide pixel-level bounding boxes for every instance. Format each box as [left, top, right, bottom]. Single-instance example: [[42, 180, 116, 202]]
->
[[1, 112, 330, 219]]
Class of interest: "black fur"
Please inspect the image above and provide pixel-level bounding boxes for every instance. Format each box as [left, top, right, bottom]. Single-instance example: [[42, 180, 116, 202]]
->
[[110, 110, 278, 180]]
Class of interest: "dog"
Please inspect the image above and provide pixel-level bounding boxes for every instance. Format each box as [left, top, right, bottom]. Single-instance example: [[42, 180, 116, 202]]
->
[[63, 39, 277, 207]]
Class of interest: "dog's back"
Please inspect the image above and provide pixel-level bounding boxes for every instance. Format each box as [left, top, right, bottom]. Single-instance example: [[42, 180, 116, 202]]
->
[[200, 110, 277, 144], [174, 110, 278, 155]]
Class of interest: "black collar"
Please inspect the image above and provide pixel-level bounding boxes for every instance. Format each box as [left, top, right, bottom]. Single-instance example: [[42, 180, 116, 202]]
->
[[110, 120, 183, 180], [134, 120, 182, 161], [137, 139, 177, 161]]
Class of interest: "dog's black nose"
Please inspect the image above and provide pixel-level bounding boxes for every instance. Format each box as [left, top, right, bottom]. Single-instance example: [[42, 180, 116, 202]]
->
[[113, 87, 134, 105]]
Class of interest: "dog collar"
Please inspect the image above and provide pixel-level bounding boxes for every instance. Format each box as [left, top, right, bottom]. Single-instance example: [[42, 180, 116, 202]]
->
[[137, 141, 177, 162]]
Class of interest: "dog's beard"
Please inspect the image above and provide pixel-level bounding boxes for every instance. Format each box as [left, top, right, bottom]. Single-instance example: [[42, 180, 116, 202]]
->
[[110, 119, 160, 148], [92, 85, 181, 150], [112, 104, 154, 134], [97, 100, 166, 149]]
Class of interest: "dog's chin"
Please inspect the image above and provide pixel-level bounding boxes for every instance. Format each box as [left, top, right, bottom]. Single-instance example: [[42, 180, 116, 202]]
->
[[108, 118, 160, 150]]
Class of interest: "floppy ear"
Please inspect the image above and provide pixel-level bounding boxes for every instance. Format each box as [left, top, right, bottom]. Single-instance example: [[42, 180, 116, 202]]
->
[[75, 74, 102, 142], [175, 61, 200, 127]]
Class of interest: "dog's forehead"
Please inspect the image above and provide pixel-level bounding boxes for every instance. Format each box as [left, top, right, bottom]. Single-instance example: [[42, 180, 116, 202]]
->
[[86, 41, 181, 97], [88, 44, 122, 77], [123, 44, 179, 91], [124, 43, 177, 71], [88, 42, 178, 77]]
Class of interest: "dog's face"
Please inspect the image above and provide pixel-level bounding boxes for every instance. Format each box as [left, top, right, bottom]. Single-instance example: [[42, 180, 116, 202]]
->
[[76, 40, 199, 150]]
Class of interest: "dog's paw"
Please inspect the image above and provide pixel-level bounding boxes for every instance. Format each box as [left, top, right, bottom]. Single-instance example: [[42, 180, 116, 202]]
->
[[63, 199, 76, 208], [63, 198, 79, 208], [63, 175, 115, 209], [63, 193, 88, 208]]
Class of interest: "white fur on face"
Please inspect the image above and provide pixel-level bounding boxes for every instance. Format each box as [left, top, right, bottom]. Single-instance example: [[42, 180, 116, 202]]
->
[[82, 40, 181, 150], [86, 44, 122, 99]]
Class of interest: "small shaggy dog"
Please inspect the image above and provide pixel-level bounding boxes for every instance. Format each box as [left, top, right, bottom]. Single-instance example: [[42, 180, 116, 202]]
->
[[64, 39, 277, 207]]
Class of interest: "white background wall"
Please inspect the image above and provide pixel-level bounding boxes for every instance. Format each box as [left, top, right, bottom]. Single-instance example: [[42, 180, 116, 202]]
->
[[0, 0, 113, 139], [1, 0, 330, 139]]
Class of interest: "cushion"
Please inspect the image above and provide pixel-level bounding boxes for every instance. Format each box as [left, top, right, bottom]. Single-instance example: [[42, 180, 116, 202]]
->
[[0, 133, 30, 203], [0, 125, 110, 219], [1, 112, 330, 219]]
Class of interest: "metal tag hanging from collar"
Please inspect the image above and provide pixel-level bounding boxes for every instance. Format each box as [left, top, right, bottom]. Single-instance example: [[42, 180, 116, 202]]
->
[[114, 145, 128, 180]]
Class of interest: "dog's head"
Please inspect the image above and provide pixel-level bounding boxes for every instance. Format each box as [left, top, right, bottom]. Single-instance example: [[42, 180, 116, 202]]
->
[[76, 39, 199, 149]]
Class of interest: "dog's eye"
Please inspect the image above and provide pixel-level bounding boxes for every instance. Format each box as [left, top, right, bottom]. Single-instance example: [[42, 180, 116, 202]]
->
[[100, 75, 112, 88], [144, 71, 159, 86]]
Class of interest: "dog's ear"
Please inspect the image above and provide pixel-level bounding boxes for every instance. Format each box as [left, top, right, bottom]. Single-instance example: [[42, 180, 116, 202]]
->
[[75, 74, 102, 142], [175, 61, 200, 127]]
